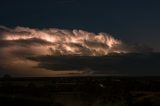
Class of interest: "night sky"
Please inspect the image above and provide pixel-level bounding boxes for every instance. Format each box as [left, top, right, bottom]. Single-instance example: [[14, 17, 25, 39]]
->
[[0, 0, 160, 77], [0, 0, 160, 51]]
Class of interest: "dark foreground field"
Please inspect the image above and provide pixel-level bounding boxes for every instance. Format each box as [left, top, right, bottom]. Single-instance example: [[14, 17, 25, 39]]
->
[[1, 76, 160, 106]]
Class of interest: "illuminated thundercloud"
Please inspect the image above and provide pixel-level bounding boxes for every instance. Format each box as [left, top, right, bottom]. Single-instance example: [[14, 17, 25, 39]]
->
[[0, 26, 153, 76], [1, 26, 130, 56]]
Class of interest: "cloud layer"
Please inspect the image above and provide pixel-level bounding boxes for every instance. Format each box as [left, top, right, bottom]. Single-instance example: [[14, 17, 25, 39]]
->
[[0, 26, 153, 77]]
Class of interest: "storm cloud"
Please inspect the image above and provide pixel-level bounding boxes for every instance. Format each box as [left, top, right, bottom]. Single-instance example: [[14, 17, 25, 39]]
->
[[0, 26, 154, 77]]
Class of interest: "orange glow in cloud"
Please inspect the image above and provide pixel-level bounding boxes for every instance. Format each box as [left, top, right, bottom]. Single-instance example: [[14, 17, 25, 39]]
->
[[2, 27, 128, 56], [0, 26, 144, 76]]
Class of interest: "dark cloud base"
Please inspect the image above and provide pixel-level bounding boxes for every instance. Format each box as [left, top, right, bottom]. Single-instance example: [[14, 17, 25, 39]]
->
[[28, 53, 160, 76]]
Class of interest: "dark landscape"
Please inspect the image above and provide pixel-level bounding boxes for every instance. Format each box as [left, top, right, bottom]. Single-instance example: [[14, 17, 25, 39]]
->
[[1, 76, 160, 106]]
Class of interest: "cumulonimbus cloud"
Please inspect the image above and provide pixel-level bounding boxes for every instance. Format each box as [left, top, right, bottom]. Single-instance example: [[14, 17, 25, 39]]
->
[[0, 26, 153, 77]]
